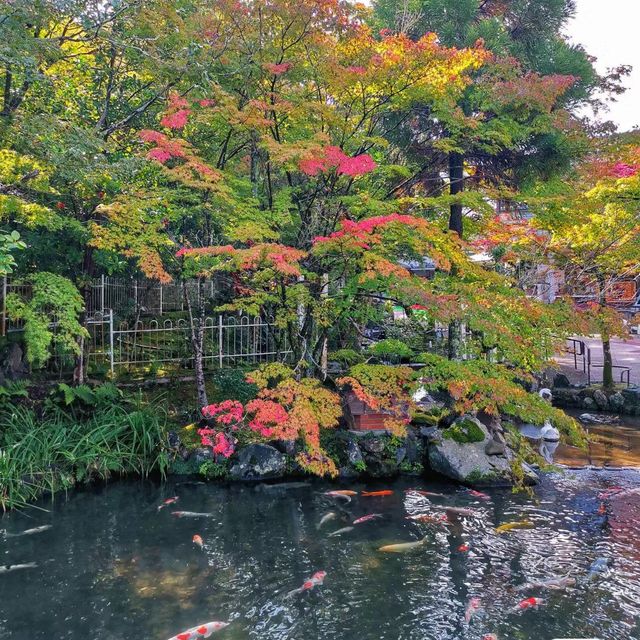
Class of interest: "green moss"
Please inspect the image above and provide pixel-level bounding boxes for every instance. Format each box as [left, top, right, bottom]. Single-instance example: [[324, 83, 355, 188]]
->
[[442, 418, 485, 444], [465, 468, 497, 483], [199, 460, 229, 479]]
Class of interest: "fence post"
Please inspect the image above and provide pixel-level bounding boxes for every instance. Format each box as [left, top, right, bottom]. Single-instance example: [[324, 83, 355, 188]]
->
[[587, 347, 591, 386], [218, 315, 224, 368], [159, 283, 163, 316], [109, 309, 115, 377], [100, 274, 105, 314]]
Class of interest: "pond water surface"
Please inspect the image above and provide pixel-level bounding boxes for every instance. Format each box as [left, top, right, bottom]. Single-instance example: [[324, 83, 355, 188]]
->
[[2, 464, 640, 640]]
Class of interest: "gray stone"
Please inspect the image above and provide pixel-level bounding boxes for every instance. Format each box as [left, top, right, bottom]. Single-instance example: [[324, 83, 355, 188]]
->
[[419, 426, 439, 442], [582, 396, 596, 409], [404, 434, 419, 463], [485, 439, 506, 456], [609, 392, 625, 411], [593, 389, 609, 410], [191, 447, 215, 466], [273, 439, 296, 455], [346, 440, 364, 466], [553, 373, 571, 388], [3, 343, 27, 379], [229, 444, 286, 481], [396, 446, 407, 464], [362, 437, 385, 454]]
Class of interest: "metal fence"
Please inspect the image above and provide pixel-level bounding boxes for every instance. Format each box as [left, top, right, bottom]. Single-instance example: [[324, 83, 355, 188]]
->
[[84, 311, 292, 376]]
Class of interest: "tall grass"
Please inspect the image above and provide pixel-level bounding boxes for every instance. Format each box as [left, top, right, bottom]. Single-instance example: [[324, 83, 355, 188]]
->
[[0, 402, 168, 511]]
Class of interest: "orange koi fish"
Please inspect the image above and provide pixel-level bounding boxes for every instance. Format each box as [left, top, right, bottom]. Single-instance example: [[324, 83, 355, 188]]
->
[[361, 490, 393, 497], [353, 514, 382, 525], [158, 496, 179, 511], [167, 621, 229, 640], [465, 596, 481, 623], [458, 543, 470, 552], [598, 502, 607, 515], [466, 489, 490, 500], [192, 535, 203, 549], [286, 571, 327, 597], [514, 597, 544, 611]]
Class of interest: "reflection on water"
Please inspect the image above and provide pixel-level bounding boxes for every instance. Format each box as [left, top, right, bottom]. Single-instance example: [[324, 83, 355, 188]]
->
[[556, 415, 640, 467], [1, 473, 640, 639]]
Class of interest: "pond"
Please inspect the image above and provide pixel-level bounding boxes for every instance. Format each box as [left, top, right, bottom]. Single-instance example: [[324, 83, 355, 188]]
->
[[2, 467, 640, 640]]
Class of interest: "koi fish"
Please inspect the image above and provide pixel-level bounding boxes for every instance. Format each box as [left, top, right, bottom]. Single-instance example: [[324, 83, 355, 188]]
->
[[167, 621, 229, 640], [443, 507, 476, 517], [482, 635, 498, 640], [597, 486, 624, 499], [514, 597, 544, 611], [495, 519, 534, 534], [4, 525, 52, 537], [193, 535, 203, 549], [406, 489, 447, 498], [0, 562, 37, 574], [378, 535, 429, 553], [158, 496, 179, 511], [318, 512, 337, 528], [465, 596, 481, 623], [328, 526, 354, 537], [458, 543, 470, 552], [466, 489, 490, 500], [516, 576, 575, 592], [362, 490, 393, 497], [171, 511, 216, 518], [286, 571, 327, 597], [324, 491, 356, 502], [353, 514, 382, 525], [406, 514, 448, 524], [597, 503, 607, 515]]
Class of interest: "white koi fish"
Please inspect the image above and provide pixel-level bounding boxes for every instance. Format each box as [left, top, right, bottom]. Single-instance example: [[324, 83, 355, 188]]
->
[[167, 621, 229, 640]]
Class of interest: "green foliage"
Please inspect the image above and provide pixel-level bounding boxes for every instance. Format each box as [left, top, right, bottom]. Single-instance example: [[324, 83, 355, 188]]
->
[[0, 402, 168, 511], [368, 339, 414, 362], [0, 230, 25, 276], [442, 418, 485, 444], [209, 368, 258, 404], [0, 380, 29, 404], [329, 349, 364, 367], [5, 272, 87, 368], [199, 460, 229, 479], [46, 382, 123, 415]]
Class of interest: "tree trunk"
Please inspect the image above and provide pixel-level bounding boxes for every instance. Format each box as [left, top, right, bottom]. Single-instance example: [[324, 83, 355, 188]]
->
[[447, 151, 465, 360], [597, 274, 614, 390], [185, 278, 208, 407], [448, 150, 464, 237]]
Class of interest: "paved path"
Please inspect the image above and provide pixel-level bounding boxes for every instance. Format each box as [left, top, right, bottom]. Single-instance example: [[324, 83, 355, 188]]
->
[[555, 336, 640, 386]]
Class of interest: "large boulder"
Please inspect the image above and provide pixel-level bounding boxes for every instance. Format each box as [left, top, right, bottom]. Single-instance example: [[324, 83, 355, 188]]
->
[[230, 444, 286, 481], [427, 415, 537, 487]]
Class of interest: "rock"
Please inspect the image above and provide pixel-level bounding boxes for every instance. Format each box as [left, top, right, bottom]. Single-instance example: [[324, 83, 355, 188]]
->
[[362, 437, 385, 454], [579, 413, 620, 425], [167, 431, 181, 449], [2, 343, 27, 380], [338, 465, 359, 480], [593, 389, 609, 410], [346, 440, 364, 467], [540, 421, 560, 442], [485, 439, 506, 456], [230, 444, 286, 481], [191, 447, 215, 466], [419, 426, 439, 442], [427, 418, 530, 486], [582, 396, 596, 409], [609, 392, 625, 411], [396, 446, 407, 464], [538, 388, 553, 403], [553, 373, 571, 388], [272, 439, 296, 456], [404, 434, 419, 464]]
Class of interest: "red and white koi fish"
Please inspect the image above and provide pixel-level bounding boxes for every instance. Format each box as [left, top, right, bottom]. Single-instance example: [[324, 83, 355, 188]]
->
[[286, 571, 327, 597], [361, 490, 393, 497], [598, 487, 624, 499], [406, 489, 447, 498], [192, 535, 203, 549], [167, 621, 229, 640], [482, 635, 498, 640], [406, 514, 448, 524], [158, 496, 179, 511], [353, 514, 382, 525], [466, 489, 490, 500], [458, 543, 470, 552], [514, 597, 545, 611], [464, 596, 481, 623]]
